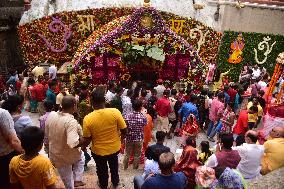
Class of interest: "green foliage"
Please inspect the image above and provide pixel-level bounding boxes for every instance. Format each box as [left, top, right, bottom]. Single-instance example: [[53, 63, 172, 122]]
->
[[217, 31, 284, 81]]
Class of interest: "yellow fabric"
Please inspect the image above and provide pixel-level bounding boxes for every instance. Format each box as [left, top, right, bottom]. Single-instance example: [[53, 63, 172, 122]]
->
[[9, 155, 57, 189], [83, 108, 127, 156], [213, 70, 230, 92], [248, 113, 257, 123], [31, 66, 45, 77], [261, 138, 284, 175], [247, 102, 263, 117]]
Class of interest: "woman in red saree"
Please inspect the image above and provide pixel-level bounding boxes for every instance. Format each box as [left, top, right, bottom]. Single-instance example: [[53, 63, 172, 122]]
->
[[179, 114, 199, 146], [174, 136, 202, 189]]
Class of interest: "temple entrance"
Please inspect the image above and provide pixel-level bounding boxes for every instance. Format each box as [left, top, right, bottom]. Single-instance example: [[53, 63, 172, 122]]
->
[[128, 56, 160, 82]]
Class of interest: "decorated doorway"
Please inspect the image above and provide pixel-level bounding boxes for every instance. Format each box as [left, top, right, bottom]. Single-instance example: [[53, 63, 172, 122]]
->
[[72, 7, 206, 87]]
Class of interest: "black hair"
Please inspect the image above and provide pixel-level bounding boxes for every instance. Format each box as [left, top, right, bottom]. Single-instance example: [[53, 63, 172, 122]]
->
[[151, 148, 164, 162], [220, 133, 234, 149], [61, 95, 76, 110], [108, 80, 115, 90], [127, 89, 133, 97], [249, 105, 258, 113], [151, 89, 157, 95], [171, 89, 177, 96], [217, 92, 225, 99], [48, 81, 56, 88], [163, 89, 170, 96], [201, 141, 211, 156], [214, 166, 226, 179], [185, 136, 196, 148], [141, 89, 148, 97], [200, 89, 207, 96], [235, 134, 245, 146], [120, 80, 128, 88], [28, 78, 35, 85], [43, 100, 54, 112], [224, 85, 229, 92], [20, 126, 44, 154], [158, 152, 175, 170], [156, 131, 166, 142], [246, 133, 258, 143], [115, 86, 123, 94], [132, 99, 143, 111], [91, 88, 106, 104], [1, 95, 24, 113], [190, 94, 198, 103], [207, 91, 213, 98]]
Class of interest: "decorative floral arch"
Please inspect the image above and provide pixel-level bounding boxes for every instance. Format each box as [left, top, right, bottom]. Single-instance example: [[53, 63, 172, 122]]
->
[[73, 7, 207, 86]]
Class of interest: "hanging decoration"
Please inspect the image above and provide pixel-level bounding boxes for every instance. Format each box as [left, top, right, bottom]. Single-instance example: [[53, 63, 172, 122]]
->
[[228, 33, 245, 64], [254, 36, 276, 64]]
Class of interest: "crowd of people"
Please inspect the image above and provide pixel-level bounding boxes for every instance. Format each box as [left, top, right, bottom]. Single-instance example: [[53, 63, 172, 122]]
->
[[0, 63, 284, 189]]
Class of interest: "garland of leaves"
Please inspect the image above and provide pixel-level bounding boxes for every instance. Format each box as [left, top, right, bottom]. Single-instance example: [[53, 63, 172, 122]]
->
[[217, 31, 284, 81]]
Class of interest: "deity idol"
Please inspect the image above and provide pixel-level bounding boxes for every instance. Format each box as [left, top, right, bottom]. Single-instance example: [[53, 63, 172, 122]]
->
[[228, 33, 245, 64]]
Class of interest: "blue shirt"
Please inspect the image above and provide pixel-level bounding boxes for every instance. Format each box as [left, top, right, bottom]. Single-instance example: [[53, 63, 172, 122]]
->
[[178, 102, 199, 123], [46, 88, 56, 105], [141, 172, 187, 189], [224, 92, 230, 105]]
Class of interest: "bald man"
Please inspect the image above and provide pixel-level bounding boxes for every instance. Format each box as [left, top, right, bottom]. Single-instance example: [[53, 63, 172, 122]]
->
[[141, 152, 187, 189], [233, 130, 264, 180], [45, 95, 85, 188], [261, 126, 284, 175]]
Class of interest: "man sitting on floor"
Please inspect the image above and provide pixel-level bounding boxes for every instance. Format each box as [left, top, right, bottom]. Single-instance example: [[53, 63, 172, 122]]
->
[[141, 152, 187, 189]]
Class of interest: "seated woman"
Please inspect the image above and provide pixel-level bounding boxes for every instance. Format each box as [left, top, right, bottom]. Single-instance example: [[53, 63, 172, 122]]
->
[[179, 114, 199, 146], [174, 136, 202, 189], [198, 141, 212, 165]]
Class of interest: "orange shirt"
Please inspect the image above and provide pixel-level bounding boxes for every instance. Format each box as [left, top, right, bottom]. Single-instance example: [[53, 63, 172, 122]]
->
[[144, 114, 153, 144]]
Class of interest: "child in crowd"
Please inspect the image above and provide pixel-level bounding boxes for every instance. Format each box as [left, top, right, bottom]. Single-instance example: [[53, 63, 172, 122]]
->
[[179, 114, 199, 146], [9, 126, 57, 189], [28, 78, 37, 113], [247, 106, 259, 129], [198, 141, 212, 164], [39, 100, 54, 154]]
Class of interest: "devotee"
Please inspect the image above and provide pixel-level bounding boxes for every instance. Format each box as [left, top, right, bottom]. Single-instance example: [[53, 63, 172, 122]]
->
[[247, 97, 263, 127], [2, 95, 33, 137], [178, 94, 199, 125], [179, 114, 199, 146], [9, 126, 57, 189], [234, 87, 244, 114], [155, 90, 172, 136], [174, 136, 202, 189], [261, 126, 284, 175], [82, 88, 127, 189], [56, 86, 70, 110], [223, 85, 230, 106], [233, 106, 258, 138], [250, 78, 261, 97], [154, 79, 166, 99], [105, 81, 116, 105], [122, 89, 133, 117], [168, 88, 178, 138], [233, 130, 264, 180], [142, 108, 154, 151], [207, 92, 224, 141], [6, 69, 19, 87], [212, 167, 246, 189], [48, 62, 57, 80], [147, 89, 158, 119], [197, 89, 207, 129], [123, 99, 147, 170], [45, 81, 57, 106], [45, 95, 85, 189], [220, 102, 235, 134], [141, 152, 188, 189], [206, 133, 241, 169], [145, 131, 170, 161], [28, 78, 38, 113], [198, 141, 212, 164], [0, 108, 23, 189], [39, 100, 54, 154], [252, 64, 261, 80], [227, 83, 238, 103], [34, 76, 46, 115], [110, 86, 124, 113]]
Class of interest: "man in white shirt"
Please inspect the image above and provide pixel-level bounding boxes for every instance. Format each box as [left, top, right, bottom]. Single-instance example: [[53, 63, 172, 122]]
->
[[45, 96, 85, 188], [105, 81, 116, 104], [233, 130, 264, 180], [48, 63, 57, 80], [252, 64, 261, 80], [154, 79, 166, 99]]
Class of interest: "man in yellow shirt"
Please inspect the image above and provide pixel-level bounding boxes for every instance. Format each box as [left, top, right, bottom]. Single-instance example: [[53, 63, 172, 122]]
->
[[261, 126, 284, 175], [82, 88, 127, 189], [9, 126, 57, 189]]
